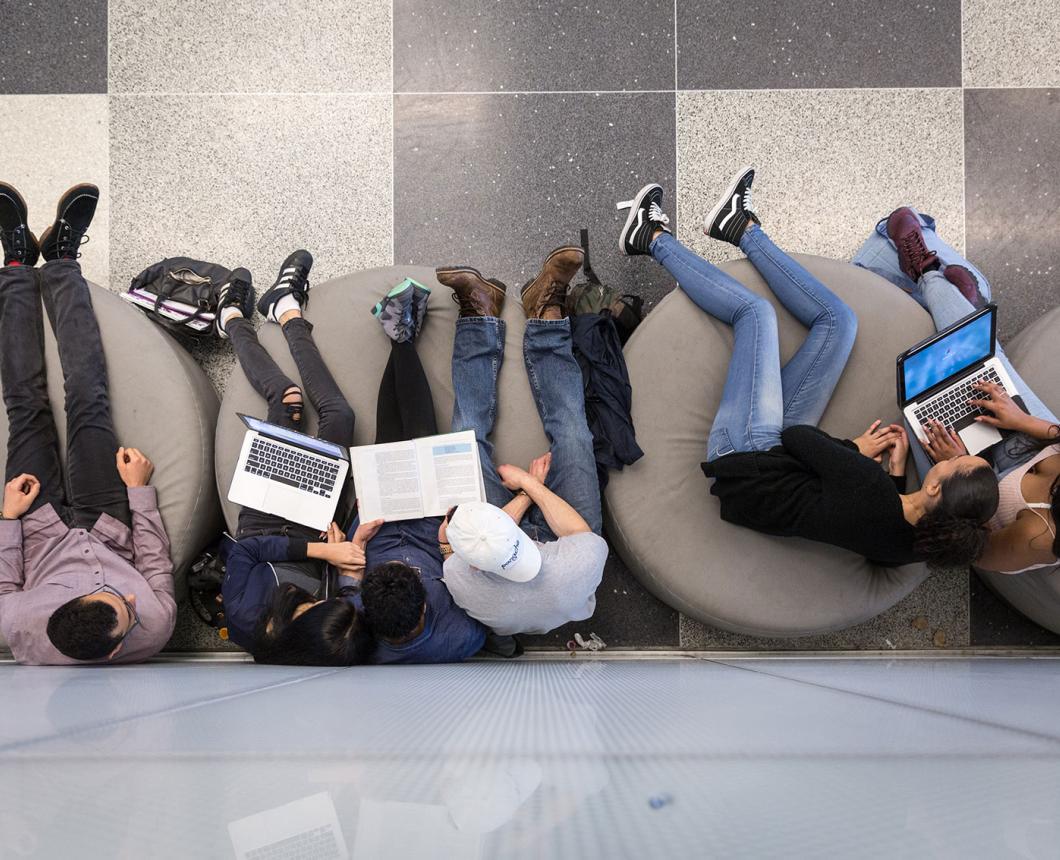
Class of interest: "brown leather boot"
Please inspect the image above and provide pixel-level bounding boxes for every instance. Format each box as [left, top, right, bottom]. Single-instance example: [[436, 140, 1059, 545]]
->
[[435, 265, 507, 318], [886, 207, 940, 281], [520, 245, 585, 319], [943, 264, 987, 309]]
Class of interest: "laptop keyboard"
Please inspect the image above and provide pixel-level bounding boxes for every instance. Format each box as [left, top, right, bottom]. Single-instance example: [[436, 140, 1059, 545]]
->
[[913, 367, 1002, 430], [245, 438, 340, 497]]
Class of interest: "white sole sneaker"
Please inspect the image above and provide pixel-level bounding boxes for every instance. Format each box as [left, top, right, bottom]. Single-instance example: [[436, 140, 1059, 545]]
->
[[616, 182, 662, 256], [703, 165, 754, 239]]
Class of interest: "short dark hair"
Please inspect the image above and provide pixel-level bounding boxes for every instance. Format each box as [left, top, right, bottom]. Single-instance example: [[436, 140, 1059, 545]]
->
[[47, 598, 121, 661], [251, 583, 373, 666], [915, 462, 1000, 567], [360, 562, 426, 640]]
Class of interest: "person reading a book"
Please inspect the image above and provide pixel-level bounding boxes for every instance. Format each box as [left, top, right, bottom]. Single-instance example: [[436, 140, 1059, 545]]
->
[[433, 247, 609, 637], [351, 279, 488, 664], [615, 169, 997, 568], [0, 182, 176, 665]]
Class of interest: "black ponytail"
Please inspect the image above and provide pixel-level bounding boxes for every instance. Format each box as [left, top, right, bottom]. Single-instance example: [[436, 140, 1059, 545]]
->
[[914, 463, 999, 567]]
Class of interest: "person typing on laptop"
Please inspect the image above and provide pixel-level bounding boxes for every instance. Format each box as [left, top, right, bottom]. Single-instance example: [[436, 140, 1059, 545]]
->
[[879, 209, 1058, 574], [614, 169, 998, 568], [216, 250, 383, 661], [0, 182, 175, 665]]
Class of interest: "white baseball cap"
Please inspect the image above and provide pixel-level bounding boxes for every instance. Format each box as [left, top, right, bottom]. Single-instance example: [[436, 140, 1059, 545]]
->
[[447, 502, 542, 582]]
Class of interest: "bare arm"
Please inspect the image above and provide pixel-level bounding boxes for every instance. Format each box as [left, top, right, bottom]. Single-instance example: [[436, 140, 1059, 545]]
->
[[498, 465, 591, 538], [977, 513, 1056, 573]]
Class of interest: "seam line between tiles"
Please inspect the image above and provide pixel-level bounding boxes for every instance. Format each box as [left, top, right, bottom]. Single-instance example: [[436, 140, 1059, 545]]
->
[[0, 669, 344, 755], [706, 659, 1060, 747]]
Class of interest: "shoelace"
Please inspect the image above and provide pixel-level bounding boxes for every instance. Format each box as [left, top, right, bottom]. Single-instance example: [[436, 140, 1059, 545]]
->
[[648, 202, 670, 226], [277, 266, 311, 304], [52, 221, 90, 260], [743, 187, 757, 216]]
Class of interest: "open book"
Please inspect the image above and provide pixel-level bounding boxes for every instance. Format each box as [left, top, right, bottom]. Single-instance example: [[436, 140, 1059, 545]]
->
[[350, 430, 486, 522]]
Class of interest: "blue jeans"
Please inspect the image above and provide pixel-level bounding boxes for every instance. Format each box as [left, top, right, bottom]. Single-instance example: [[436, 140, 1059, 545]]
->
[[851, 210, 992, 310], [450, 317, 603, 541], [650, 229, 858, 461], [907, 269, 1059, 479]]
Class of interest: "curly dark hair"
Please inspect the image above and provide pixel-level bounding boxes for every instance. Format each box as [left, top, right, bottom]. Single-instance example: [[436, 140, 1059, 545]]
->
[[251, 583, 374, 666], [360, 562, 426, 640], [46, 598, 121, 661], [914, 462, 1000, 567]]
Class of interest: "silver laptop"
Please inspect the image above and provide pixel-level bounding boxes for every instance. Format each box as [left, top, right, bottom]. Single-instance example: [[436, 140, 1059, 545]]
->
[[897, 304, 1019, 455], [228, 413, 350, 531]]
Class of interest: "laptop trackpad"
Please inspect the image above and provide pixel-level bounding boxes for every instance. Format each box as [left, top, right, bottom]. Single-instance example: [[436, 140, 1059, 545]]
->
[[959, 420, 1003, 455], [263, 484, 328, 530]]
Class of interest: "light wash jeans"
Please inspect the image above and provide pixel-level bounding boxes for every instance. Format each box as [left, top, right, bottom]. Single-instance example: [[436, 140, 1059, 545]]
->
[[450, 316, 603, 541], [650, 228, 858, 461], [851, 210, 992, 309]]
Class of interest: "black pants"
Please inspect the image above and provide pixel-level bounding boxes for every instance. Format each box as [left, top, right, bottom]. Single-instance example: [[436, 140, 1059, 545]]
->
[[229, 316, 356, 538], [0, 261, 130, 529], [374, 341, 437, 444]]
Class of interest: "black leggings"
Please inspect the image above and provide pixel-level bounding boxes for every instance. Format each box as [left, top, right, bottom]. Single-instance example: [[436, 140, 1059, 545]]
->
[[375, 341, 437, 444]]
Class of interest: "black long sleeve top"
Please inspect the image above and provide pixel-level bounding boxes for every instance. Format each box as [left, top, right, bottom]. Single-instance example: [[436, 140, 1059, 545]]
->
[[701, 425, 919, 566]]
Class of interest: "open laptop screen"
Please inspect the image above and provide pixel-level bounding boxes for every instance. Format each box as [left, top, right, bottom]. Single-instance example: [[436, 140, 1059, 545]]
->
[[240, 414, 349, 461], [901, 309, 994, 403]]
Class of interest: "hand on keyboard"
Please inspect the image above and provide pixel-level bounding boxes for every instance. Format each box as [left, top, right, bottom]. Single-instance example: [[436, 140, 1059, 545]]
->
[[968, 380, 1026, 432], [921, 419, 969, 463]]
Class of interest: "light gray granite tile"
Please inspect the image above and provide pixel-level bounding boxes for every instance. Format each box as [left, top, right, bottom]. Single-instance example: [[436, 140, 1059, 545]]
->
[[109, 93, 392, 394], [0, 95, 109, 285], [676, 88, 965, 268], [964, 0, 1060, 87], [680, 569, 970, 651], [965, 88, 1060, 342], [394, 0, 675, 92], [677, 0, 961, 89], [109, 0, 392, 93], [0, 0, 107, 94]]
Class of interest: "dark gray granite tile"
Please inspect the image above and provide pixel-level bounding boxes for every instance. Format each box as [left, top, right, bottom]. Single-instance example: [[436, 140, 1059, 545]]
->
[[521, 553, 680, 651], [965, 88, 1060, 343], [969, 573, 1060, 647], [676, 0, 961, 89], [0, 0, 107, 93], [394, 0, 674, 92], [395, 93, 678, 309]]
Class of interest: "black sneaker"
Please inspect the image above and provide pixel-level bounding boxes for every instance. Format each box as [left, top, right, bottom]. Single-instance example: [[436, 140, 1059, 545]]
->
[[616, 183, 671, 256], [0, 182, 39, 266], [704, 166, 759, 246], [215, 268, 255, 338], [39, 183, 99, 261], [256, 250, 314, 323]]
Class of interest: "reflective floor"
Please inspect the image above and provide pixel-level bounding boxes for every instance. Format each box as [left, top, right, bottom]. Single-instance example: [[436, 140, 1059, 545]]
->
[[1, 657, 1058, 858]]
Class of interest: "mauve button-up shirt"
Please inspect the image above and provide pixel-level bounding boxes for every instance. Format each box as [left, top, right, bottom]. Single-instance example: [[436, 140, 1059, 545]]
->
[[0, 487, 176, 666]]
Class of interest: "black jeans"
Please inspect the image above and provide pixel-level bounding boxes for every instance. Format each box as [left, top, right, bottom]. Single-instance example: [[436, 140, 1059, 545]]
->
[[0, 260, 130, 529], [229, 316, 356, 538]]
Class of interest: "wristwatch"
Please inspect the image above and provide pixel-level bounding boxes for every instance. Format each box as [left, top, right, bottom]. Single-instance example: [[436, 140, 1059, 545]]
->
[[438, 541, 453, 557]]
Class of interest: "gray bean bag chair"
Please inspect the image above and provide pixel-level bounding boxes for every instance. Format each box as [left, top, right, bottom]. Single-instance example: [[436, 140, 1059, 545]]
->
[[0, 283, 222, 650], [975, 306, 1060, 635], [605, 256, 935, 637], [216, 266, 550, 532]]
